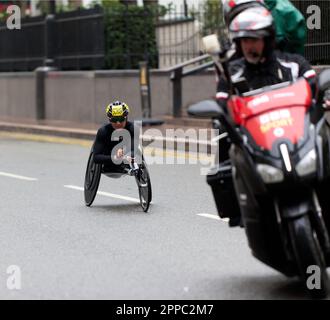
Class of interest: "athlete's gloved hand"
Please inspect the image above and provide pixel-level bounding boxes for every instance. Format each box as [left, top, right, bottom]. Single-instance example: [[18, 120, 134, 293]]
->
[[116, 148, 124, 159]]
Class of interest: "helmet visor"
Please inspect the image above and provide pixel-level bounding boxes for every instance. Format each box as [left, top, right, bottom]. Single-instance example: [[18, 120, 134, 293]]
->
[[231, 29, 270, 40]]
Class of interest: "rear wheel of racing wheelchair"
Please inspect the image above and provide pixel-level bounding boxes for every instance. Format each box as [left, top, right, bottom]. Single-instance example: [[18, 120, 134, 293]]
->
[[135, 159, 152, 212], [84, 151, 102, 207]]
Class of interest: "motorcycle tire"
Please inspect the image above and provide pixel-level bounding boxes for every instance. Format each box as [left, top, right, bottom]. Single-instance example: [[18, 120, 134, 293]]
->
[[288, 214, 329, 299]]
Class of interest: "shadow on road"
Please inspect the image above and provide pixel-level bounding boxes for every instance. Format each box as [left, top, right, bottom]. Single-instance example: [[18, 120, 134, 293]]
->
[[88, 203, 149, 214], [202, 274, 315, 300]]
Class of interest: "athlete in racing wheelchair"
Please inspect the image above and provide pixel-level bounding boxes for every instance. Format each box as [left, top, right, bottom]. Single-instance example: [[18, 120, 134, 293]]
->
[[84, 101, 152, 212]]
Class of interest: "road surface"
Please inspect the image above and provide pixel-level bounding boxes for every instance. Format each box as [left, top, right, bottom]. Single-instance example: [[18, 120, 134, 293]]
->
[[0, 132, 325, 300]]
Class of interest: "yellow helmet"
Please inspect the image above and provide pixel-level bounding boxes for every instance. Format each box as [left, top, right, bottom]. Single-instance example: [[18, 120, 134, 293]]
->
[[106, 101, 130, 122]]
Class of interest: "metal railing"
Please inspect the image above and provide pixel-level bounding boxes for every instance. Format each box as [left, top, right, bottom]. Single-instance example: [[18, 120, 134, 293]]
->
[[167, 54, 213, 117]]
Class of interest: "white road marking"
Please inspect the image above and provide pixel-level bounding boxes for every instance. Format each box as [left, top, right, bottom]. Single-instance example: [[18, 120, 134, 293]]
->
[[64, 185, 140, 203], [197, 213, 229, 223], [0, 171, 38, 181]]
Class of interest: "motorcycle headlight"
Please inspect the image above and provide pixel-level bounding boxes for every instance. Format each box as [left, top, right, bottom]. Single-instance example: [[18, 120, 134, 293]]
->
[[296, 149, 317, 177], [257, 164, 284, 184]]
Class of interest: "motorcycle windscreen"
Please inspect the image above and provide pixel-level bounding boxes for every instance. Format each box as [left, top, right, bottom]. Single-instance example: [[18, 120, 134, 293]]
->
[[244, 107, 306, 151]]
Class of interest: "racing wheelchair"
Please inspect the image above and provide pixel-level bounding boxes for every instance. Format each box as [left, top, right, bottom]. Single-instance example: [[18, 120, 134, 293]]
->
[[84, 145, 152, 212]]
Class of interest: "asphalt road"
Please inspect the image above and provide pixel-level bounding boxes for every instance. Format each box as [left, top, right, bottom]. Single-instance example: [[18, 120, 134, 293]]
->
[[0, 132, 327, 300]]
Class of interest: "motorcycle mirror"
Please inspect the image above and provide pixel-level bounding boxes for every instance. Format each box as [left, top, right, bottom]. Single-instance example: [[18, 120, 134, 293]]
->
[[202, 34, 221, 55], [187, 100, 223, 118]]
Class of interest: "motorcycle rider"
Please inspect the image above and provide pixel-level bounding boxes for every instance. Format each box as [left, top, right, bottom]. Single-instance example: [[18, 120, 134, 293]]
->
[[217, 6, 315, 104], [214, 6, 316, 227], [222, 0, 307, 55]]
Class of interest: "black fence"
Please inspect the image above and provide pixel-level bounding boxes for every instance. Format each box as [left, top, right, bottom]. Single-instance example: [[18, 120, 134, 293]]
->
[[291, 0, 330, 65], [0, 15, 45, 71], [0, 1, 329, 72], [0, 2, 222, 71], [0, 6, 104, 72], [54, 7, 104, 70]]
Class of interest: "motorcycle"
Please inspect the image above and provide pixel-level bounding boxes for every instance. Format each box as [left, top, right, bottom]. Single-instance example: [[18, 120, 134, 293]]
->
[[188, 35, 330, 298]]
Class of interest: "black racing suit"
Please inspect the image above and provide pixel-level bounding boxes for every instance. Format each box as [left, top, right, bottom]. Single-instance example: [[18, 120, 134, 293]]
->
[[93, 121, 138, 173], [213, 51, 317, 226]]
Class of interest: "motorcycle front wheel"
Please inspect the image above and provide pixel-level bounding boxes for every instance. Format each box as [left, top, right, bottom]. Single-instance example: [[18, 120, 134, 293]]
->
[[288, 214, 329, 299]]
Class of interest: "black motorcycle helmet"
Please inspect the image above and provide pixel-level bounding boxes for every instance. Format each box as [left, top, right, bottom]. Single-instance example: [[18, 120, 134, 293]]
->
[[229, 6, 276, 61]]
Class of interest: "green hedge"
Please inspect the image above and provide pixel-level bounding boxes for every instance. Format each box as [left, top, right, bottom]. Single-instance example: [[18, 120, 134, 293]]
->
[[103, 3, 160, 69]]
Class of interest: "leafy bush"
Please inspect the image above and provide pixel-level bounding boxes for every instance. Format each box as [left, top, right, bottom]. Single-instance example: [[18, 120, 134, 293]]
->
[[103, 2, 160, 69]]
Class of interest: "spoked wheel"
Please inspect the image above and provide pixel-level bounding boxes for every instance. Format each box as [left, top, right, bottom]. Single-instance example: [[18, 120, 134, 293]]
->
[[84, 151, 102, 207], [288, 215, 329, 299], [135, 160, 152, 212]]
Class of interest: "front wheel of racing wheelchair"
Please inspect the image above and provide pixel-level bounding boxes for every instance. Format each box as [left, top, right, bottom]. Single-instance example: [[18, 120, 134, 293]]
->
[[84, 148, 152, 212], [134, 159, 152, 212]]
